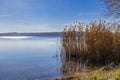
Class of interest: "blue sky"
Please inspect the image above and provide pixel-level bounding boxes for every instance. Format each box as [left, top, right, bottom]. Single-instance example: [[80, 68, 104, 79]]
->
[[0, 0, 107, 32]]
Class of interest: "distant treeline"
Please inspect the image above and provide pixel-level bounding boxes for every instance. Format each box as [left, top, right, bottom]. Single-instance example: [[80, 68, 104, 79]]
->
[[0, 32, 62, 37]]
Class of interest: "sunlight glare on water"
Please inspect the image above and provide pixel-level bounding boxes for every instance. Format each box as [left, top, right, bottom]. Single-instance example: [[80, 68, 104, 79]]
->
[[0, 36, 30, 39]]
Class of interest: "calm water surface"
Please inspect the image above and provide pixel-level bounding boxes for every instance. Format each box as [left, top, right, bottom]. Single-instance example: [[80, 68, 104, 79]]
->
[[0, 36, 61, 80]]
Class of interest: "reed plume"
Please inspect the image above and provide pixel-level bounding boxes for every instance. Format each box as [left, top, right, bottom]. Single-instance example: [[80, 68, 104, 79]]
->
[[61, 20, 120, 65]]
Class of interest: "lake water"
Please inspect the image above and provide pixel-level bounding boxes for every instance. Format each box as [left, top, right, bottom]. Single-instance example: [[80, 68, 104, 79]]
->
[[0, 36, 61, 80]]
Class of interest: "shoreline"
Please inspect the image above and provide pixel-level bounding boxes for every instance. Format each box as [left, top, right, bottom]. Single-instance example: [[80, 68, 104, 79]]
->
[[54, 63, 120, 80]]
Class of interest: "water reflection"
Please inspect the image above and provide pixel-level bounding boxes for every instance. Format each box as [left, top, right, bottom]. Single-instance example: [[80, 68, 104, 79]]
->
[[0, 36, 88, 79], [57, 44, 89, 77], [0, 37, 60, 80], [59, 57, 88, 77]]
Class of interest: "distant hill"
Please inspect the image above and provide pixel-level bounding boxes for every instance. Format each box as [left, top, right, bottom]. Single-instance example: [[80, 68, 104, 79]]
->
[[0, 32, 62, 37]]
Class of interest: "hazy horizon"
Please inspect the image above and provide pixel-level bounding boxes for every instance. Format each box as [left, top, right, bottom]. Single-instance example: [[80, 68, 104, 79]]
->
[[0, 31, 61, 33]]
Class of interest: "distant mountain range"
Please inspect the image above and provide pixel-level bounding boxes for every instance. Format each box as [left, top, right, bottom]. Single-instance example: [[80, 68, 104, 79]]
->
[[0, 32, 62, 37]]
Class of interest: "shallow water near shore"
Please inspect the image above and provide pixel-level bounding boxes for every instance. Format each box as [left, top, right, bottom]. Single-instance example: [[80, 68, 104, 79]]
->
[[0, 36, 61, 80]]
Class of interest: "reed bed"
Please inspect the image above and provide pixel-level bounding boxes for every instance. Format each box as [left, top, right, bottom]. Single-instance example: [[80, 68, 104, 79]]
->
[[61, 20, 120, 65]]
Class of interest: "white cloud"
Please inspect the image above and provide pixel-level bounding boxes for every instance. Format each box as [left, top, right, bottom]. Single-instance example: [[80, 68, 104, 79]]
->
[[0, 14, 12, 17], [0, 0, 45, 10], [0, 23, 60, 33], [78, 12, 102, 17], [0, 0, 28, 9]]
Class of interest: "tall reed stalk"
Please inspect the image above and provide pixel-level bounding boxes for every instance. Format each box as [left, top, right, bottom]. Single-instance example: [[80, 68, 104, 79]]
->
[[61, 20, 120, 65]]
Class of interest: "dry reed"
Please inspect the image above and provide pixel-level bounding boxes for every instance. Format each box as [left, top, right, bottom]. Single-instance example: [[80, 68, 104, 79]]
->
[[61, 20, 120, 65]]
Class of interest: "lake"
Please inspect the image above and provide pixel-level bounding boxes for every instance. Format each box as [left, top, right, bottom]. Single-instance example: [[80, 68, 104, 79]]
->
[[0, 36, 61, 80]]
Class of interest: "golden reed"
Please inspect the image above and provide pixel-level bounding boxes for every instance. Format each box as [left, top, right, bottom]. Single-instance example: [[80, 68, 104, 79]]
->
[[61, 20, 120, 65]]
